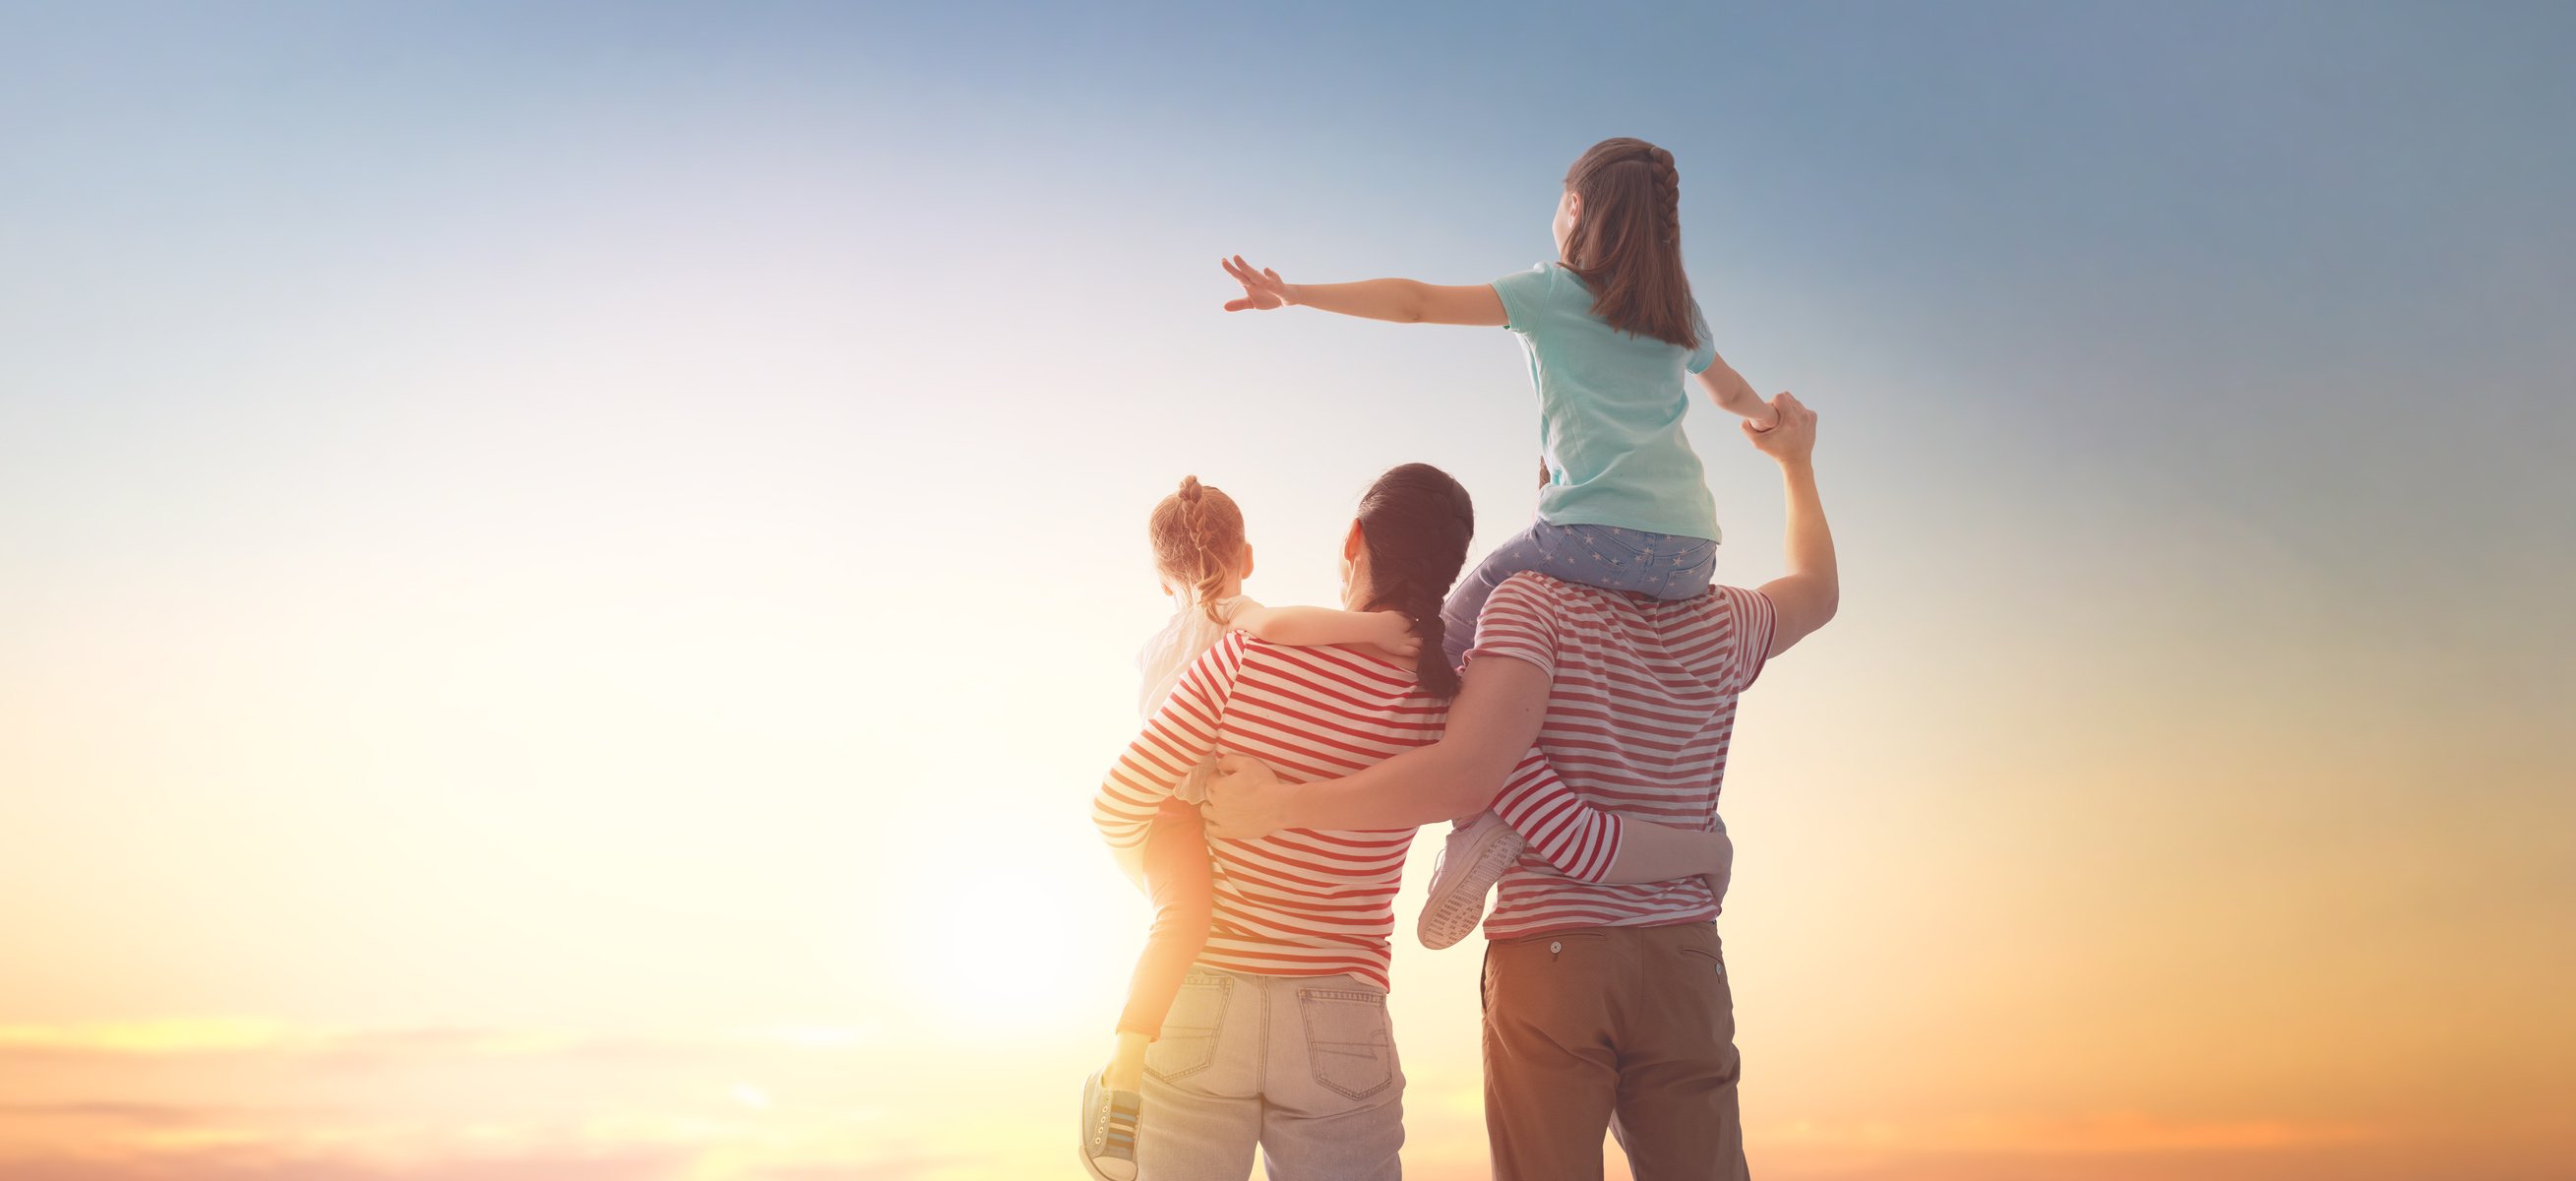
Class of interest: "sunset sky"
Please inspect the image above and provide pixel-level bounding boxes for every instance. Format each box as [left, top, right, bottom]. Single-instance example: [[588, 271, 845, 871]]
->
[[3, 2, 2571, 1179]]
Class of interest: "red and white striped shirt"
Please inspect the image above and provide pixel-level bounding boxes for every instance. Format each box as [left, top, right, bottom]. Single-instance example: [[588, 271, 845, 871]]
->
[[1092, 632, 1612, 989], [1468, 574, 1776, 941]]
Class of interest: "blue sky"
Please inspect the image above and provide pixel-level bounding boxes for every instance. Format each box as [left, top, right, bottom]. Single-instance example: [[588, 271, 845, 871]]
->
[[2, 4, 2571, 1179]]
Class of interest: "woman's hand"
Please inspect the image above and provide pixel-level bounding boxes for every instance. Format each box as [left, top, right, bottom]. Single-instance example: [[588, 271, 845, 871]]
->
[[1220, 255, 1299, 312], [1202, 753, 1297, 839]]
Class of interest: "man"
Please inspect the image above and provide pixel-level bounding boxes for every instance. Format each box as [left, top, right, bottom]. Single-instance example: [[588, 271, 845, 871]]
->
[[1206, 393, 1836, 1180]]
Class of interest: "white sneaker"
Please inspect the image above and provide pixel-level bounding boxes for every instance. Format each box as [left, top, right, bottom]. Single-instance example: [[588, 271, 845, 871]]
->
[[1417, 811, 1525, 950]]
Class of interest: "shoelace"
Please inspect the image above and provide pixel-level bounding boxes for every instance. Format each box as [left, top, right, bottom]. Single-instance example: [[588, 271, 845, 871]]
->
[[1093, 1094, 1140, 1158]]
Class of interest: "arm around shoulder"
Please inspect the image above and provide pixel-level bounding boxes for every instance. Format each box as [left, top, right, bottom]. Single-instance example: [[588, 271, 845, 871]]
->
[[1232, 604, 1414, 653], [1203, 652, 1555, 839]]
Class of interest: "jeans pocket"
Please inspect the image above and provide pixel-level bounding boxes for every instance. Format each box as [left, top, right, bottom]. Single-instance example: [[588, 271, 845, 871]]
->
[[1146, 973, 1231, 1083], [1299, 987, 1396, 1101]]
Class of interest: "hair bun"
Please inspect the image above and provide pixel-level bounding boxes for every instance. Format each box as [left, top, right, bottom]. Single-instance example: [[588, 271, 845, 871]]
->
[[1177, 474, 1203, 502]]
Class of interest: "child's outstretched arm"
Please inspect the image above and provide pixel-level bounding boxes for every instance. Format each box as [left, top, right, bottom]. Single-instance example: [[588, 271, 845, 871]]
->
[[1221, 255, 1506, 327], [1231, 604, 1420, 657], [1696, 351, 1781, 430]]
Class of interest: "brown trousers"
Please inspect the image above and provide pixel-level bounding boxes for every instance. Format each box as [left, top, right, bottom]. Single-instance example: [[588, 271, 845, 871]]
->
[[1481, 922, 1748, 1181]]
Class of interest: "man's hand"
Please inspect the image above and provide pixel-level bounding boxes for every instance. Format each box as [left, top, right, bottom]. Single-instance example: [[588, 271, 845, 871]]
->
[[1748, 389, 1836, 658], [1219, 256, 1299, 312], [1202, 753, 1298, 839], [1743, 391, 1815, 463], [1704, 829, 1735, 916]]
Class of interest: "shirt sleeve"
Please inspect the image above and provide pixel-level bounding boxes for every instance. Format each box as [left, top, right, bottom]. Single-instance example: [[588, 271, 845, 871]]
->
[[1490, 751, 1625, 882], [1462, 578, 1628, 881], [1717, 585, 1777, 694], [1685, 299, 1718, 374], [1489, 264, 1555, 334], [1463, 574, 1561, 680], [1092, 632, 1245, 850]]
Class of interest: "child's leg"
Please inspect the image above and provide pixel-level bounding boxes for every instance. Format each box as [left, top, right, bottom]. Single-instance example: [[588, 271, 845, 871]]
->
[[1440, 521, 1718, 671], [1108, 800, 1215, 1086], [1526, 522, 1718, 601], [1439, 525, 1553, 671], [1085, 802, 1213, 1180], [1644, 528, 1720, 601]]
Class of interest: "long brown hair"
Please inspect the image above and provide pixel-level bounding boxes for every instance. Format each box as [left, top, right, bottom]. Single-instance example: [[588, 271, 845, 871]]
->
[[1354, 463, 1476, 699], [1561, 137, 1697, 349], [1148, 475, 1249, 624]]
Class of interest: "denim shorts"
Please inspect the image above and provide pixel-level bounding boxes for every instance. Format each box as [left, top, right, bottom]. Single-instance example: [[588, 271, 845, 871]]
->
[[1440, 520, 1717, 669]]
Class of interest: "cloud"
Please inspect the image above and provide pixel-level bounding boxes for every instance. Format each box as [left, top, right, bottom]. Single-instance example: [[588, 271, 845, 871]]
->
[[0, 1146, 689, 1181], [0, 1021, 883, 1065], [1764, 1110, 2379, 1155], [744, 1155, 964, 1181], [0, 1020, 293, 1057], [0, 1132, 979, 1181]]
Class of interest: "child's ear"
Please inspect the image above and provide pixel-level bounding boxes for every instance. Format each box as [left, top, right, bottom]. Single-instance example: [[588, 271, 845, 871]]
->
[[1343, 521, 1366, 560], [1239, 544, 1257, 581]]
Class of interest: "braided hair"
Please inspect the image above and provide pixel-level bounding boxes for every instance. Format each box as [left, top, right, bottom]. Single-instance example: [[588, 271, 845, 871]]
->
[[1353, 463, 1477, 699], [1560, 137, 1698, 349], [1147, 475, 1248, 624]]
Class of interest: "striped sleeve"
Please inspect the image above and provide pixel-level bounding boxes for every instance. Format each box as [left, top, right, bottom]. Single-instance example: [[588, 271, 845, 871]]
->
[[1091, 633, 1245, 850], [1491, 750, 1624, 883], [1464, 574, 1560, 679], [1718, 585, 1778, 693]]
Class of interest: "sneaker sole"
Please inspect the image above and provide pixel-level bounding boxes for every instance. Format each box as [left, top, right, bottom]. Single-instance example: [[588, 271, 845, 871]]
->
[[1076, 1145, 1135, 1181], [1417, 825, 1524, 951]]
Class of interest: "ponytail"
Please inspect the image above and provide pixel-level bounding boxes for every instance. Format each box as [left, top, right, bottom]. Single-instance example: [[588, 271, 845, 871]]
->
[[1561, 137, 1698, 349], [1353, 463, 1477, 700], [1148, 475, 1248, 624], [1379, 570, 1457, 699]]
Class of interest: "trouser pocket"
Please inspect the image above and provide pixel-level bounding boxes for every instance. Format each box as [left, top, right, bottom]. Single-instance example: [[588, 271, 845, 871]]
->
[[1145, 972, 1232, 1083], [1298, 985, 1397, 1101]]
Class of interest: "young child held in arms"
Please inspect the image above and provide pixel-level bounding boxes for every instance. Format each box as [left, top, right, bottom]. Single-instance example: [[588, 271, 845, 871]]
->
[[1217, 136, 1784, 948], [1078, 475, 1418, 1181]]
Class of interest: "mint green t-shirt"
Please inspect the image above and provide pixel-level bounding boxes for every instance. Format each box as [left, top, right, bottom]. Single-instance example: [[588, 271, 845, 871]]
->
[[1492, 262, 1721, 542]]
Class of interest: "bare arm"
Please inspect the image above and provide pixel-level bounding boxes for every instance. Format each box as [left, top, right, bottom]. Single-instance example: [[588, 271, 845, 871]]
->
[[1206, 696, 1735, 884], [1203, 653, 1552, 837], [1744, 393, 1837, 658], [1231, 604, 1419, 657], [1597, 821, 1731, 885], [1202, 603, 1753, 890], [1219, 256, 1507, 327], [1485, 760, 1734, 884], [1695, 352, 1779, 428]]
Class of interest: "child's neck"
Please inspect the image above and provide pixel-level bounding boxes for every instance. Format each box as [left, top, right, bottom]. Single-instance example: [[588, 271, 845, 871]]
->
[[1182, 576, 1243, 606]]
